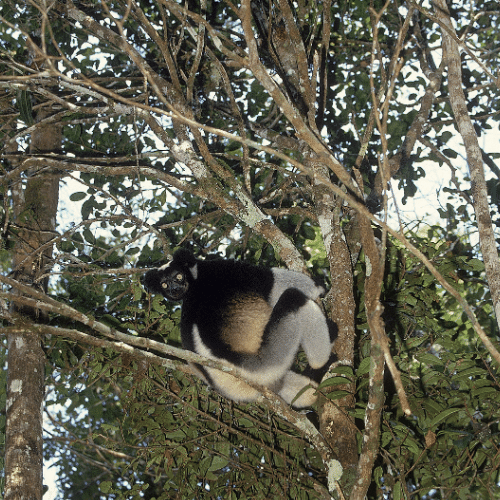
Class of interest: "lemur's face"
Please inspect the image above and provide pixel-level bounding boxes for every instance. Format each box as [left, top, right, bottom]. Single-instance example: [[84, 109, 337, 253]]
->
[[143, 262, 190, 301]]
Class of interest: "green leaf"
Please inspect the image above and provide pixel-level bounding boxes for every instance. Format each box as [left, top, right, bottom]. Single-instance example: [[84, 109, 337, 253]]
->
[[430, 408, 461, 428], [70, 192, 87, 202], [208, 455, 229, 472], [99, 481, 113, 494], [357, 357, 371, 376], [319, 376, 351, 388], [325, 390, 352, 400]]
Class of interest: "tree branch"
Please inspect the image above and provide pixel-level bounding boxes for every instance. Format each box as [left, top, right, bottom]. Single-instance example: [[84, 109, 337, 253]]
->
[[434, 0, 500, 332]]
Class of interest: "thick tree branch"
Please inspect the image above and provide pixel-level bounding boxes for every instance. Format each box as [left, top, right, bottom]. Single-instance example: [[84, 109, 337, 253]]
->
[[434, 0, 500, 332]]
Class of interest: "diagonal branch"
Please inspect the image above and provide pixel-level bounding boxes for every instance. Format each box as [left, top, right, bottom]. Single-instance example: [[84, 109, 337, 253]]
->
[[434, 0, 500, 332]]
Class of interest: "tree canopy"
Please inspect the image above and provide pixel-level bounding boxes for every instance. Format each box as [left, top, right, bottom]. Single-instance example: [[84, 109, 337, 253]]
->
[[1, 0, 500, 498]]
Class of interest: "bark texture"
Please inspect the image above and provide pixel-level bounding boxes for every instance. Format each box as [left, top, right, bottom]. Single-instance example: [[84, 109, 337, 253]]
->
[[5, 107, 60, 500]]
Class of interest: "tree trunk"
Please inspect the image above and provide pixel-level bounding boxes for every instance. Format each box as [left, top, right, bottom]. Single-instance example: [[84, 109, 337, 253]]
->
[[5, 106, 61, 500]]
